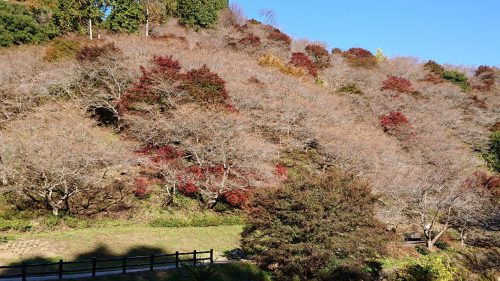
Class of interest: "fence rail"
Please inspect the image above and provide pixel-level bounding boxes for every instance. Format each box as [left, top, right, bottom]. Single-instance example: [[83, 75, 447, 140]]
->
[[0, 249, 213, 281]]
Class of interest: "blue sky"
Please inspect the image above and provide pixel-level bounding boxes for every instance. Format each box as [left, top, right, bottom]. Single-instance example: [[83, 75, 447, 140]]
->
[[233, 0, 500, 67]]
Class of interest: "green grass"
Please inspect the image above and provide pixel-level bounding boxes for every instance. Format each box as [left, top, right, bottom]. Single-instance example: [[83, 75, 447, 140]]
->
[[72, 263, 271, 281], [0, 225, 243, 265]]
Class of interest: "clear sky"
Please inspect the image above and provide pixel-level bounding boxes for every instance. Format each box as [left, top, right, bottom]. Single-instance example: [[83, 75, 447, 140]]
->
[[233, 0, 500, 67]]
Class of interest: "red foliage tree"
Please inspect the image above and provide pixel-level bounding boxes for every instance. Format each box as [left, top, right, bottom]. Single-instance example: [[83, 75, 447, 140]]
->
[[289, 52, 318, 77], [267, 28, 292, 46], [223, 189, 250, 207], [177, 182, 199, 196], [119, 56, 182, 111], [342, 48, 378, 68], [381, 75, 415, 93], [275, 164, 288, 177], [305, 44, 331, 69], [239, 33, 261, 47], [181, 65, 229, 105], [380, 111, 410, 131], [133, 177, 153, 198], [119, 56, 230, 113]]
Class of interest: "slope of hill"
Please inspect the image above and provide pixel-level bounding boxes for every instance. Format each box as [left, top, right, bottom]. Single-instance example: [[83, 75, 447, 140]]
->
[[1, 6, 499, 281]]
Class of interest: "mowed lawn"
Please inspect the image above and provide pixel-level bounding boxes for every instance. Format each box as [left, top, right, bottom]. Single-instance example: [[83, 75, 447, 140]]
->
[[0, 225, 243, 265]]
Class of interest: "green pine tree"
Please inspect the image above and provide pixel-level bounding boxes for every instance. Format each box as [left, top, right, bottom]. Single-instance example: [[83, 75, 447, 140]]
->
[[106, 0, 146, 33]]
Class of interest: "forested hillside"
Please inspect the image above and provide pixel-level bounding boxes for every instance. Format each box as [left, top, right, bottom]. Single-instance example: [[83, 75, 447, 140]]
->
[[1, 0, 499, 280]]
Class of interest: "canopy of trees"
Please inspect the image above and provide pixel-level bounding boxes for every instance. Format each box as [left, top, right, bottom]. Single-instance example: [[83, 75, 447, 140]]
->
[[1, 0, 229, 47], [241, 173, 392, 281]]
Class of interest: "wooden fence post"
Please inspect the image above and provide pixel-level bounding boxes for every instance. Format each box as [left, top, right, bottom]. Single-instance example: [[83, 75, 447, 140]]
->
[[150, 254, 154, 271], [175, 251, 179, 268], [122, 256, 127, 274], [58, 259, 63, 279], [210, 249, 213, 264], [193, 250, 197, 267], [92, 257, 97, 277], [21, 263, 26, 281]]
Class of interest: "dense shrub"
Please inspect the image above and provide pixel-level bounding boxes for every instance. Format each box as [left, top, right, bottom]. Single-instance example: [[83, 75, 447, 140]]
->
[[423, 60, 472, 91], [342, 47, 378, 68], [331, 47, 343, 54], [381, 75, 415, 94], [422, 73, 444, 84], [241, 173, 391, 281], [0, 1, 53, 47], [380, 111, 410, 131], [305, 44, 331, 69], [247, 18, 261, 25], [76, 42, 122, 62], [423, 60, 445, 76], [139, 145, 185, 164], [238, 33, 261, 47], [288, 52, 318, 77], [484, 131, 500, 173], [181, 65, 229, 104], [0, 218, 32, 232], [258, 53, 306, 77], [177, 182, 199, 196], [106, 0, 145, 33], [473, 65, 495, 91], [177, 0, 228, 28], [434, 241, 450, 250], [338, 83, 363, 95], [442, 70, 470, 92], [44, 38, 82, 62], [133, 177, 155, 199], [267, 28, 292, 47], [222, 189, 250, 208], [389, 255, 461, 281]]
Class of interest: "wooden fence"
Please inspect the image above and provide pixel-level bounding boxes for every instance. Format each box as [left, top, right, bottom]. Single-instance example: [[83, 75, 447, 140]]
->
[[0, 249, 213, 281]]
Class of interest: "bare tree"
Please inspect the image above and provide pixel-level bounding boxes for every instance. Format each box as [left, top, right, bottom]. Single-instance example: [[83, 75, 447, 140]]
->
[[0, 103, 133, 216], [259, 9, 276, 25], [75, 48, 131, 124]]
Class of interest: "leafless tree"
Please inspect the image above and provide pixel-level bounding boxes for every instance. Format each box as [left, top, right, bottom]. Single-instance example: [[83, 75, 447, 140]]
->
[[259, 9, 276, 25], [0, 103, 133, 216], [75, 50, 131, 124]]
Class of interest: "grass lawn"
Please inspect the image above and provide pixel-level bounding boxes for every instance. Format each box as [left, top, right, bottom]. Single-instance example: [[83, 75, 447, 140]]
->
[[0, 225, 243, 265]]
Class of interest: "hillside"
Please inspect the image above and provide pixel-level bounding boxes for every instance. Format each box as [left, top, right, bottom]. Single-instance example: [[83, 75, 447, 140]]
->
[[1, 2, 499, 280]]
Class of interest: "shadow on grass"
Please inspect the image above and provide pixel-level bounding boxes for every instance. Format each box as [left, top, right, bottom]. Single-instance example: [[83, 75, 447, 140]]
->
[[0, 244, 179, 278]]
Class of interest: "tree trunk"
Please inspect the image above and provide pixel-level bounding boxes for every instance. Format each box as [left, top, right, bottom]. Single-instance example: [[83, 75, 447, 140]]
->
[[52, 205, 59, 216], [427, 236, 433, 251], [460, 229, 467, 246], [89, 19, 93, 40], [145, 0, 150, 36]]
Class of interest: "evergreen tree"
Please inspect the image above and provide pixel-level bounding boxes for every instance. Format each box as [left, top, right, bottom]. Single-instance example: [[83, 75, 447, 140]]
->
[[177, 0, 228, 28], [242, 173, 391, 281], [54, 0, 105, 35], [0, 1, 51, 47], [106, 0, 145, 33]]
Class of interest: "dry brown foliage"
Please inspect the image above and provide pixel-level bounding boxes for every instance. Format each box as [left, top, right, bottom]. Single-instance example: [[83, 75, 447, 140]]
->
[[0, 19, 498, 228], [0, 103, 136, 216]]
